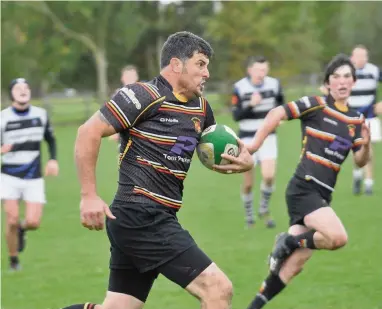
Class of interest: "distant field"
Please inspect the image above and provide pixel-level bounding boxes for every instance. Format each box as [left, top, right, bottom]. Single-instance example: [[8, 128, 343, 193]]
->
[[2, 100, 382, 309]]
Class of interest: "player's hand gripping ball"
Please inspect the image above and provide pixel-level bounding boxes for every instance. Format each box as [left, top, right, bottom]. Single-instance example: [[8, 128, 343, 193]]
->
[[196, 124, 239, 170]]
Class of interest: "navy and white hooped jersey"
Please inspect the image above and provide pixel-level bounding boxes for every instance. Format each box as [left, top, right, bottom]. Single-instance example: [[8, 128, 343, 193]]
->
[[232, 76, 285, 138], [348, 63, 382, 119], [1, 106, 56, 179]]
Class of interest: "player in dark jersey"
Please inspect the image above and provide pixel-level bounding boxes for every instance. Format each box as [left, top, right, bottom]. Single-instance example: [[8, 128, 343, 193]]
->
[[61, 32, 253, 309], [1, 78, 59, 271], [217, 54, 371, 308]]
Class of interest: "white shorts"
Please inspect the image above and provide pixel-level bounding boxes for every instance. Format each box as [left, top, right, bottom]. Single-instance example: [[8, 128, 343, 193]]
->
[[366, 117, 382, 143], [242, 134, 278, 165], [0, 174, 46, 204]]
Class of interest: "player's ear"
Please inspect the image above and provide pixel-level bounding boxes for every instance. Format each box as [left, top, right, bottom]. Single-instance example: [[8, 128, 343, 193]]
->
[[170, 58, 183, 73]]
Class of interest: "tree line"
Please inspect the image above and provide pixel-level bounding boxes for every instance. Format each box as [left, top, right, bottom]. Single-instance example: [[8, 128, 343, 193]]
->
[[2, 1, 382, 101]]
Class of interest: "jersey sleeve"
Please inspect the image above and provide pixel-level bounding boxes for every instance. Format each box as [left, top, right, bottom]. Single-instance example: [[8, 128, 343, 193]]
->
[[283, 96, 324, 121], [204, 100, 216, 130], [275, 80, 285, 106], [100, 83, 162, 132], [43, 112, 57, 160], [352, 115, 365, 153], [378, 67, 382, 82]]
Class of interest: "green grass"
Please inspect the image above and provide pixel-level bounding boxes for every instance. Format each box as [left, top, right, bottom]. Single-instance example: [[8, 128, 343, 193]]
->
[[2, 106, 382, 309]]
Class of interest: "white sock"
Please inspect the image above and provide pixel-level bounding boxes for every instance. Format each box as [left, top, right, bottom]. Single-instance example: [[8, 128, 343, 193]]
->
[[364, 178, 374, 188], [353, 168, 363, 180]]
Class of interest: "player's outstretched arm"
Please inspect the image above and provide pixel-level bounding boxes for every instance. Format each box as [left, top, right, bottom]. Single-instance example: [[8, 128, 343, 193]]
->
[[353, 123, 371, 168], [75, 111, 116, 230], [248, 106, 287, 154]]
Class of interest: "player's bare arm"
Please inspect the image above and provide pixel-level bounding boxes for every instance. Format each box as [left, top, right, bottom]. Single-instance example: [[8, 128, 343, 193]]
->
[[374, 101, 382, 115], [353, 122, 371, 168], [248, 106, 288, 154], [1, 144, 13, 154], [75, 111, 116, 231]]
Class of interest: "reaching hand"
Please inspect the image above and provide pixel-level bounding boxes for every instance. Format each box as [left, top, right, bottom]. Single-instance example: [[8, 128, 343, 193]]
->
[[44, 159, 59, 176], [80, 195, 116, 231], [250, 92, 262, 107], [1, 144, 13, 154], [212, 139, 254, 174]]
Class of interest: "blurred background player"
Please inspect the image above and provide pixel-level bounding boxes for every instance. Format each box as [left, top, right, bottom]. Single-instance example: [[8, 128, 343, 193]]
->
[[348, 45, 382, 195], [109, 65, 139, 143], [232, 56, 285, 228], [1, 78, 59, 271]]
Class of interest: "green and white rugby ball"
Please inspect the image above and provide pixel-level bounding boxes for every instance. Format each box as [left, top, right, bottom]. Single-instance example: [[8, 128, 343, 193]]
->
[[196, 124, 239, 170]]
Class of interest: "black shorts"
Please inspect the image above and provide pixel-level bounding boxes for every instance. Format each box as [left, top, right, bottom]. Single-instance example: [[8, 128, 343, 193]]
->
[[106, 203, 212, 301], [285, 176, 332, 226]]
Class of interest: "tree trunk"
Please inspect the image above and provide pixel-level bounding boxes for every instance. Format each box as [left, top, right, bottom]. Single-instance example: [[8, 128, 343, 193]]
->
[[94, 48, 108, 103]]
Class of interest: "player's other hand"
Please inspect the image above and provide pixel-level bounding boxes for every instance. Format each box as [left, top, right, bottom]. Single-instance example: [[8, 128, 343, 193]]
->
[[212, 139, 254, 174], [361, 122, 371, 146], [44, 159, 59, 177], [1, 144, 13, 154], [374, 101, 382, 115], [80, 195, 116, 231], [250, 92, 262, 107]]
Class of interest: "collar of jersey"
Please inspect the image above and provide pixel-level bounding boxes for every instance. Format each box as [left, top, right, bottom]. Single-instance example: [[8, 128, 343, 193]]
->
[[12, 105, 30, 115], [326, 95, 349, 113]]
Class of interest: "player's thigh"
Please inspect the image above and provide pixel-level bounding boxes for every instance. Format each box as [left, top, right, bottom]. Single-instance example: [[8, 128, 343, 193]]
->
[[23, 178, 46, 205], [158, 245, 213, 292], [2, 199, 20, 226], [304, 206, 347, 240], [104, 268, 158, 309], [24, 202, 44, 228]]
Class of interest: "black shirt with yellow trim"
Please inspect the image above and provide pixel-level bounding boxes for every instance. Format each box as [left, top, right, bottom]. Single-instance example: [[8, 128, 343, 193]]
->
[[100, 75, 215, 210], [283, 95, 364, 193]]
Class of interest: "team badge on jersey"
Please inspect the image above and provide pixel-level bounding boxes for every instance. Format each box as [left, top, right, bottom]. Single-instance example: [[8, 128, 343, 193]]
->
[[191, 117, 201, 134], [348, 124, 355, 138]]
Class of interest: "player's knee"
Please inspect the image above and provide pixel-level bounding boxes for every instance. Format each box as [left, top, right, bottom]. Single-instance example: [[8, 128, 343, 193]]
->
[[262, 176, 274, 187], [24, 218, 41, 230], [243, 184, 252, 194], [203, 273, 233, 302], [329, 232, 348, 250], [6, 214, 19, 229]]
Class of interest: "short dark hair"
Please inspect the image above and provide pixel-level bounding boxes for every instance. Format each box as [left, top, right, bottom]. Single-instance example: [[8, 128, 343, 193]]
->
[[352, 44, 368, 53], [160, 31, 214, 69], [324, 53, 356, 84], [121, 65, 137, 74], [247, 56, 267, 67]]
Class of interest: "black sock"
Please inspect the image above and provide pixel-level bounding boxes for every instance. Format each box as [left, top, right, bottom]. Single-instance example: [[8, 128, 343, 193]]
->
[[293, 230, 316, 249], [247, 273, 286, 309], [61, 303, 97, 309], [10, 256, 19, 265]]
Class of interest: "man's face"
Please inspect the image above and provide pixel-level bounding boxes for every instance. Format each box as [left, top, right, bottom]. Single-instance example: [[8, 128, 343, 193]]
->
[[351, 48, 368, 69], [121, 69, 138, 85], [327, 65, 355, 101], [248, 62, 269, 84], [178, 52, 210, 98], [12, 82, 31, 104]]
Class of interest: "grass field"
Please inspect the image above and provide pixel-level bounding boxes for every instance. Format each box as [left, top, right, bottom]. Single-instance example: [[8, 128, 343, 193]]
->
[[2, 99, 382, 309]]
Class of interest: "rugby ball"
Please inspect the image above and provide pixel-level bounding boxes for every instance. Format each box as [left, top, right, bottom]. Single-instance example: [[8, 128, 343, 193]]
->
[[196, 124, 239, 170]]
